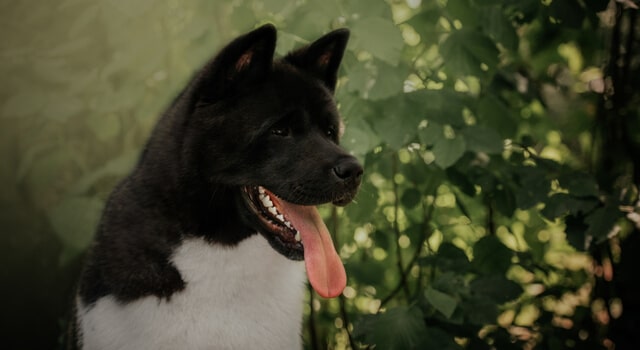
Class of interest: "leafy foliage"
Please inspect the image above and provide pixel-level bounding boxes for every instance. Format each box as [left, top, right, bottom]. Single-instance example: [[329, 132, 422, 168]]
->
[[2, 0, 640, 349]]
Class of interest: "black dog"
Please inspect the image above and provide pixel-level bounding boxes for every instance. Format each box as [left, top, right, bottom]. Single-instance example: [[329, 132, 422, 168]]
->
[[73, 24, 362, 349]]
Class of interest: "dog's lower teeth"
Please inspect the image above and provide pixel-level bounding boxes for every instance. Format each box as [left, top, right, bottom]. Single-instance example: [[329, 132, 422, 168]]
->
[[258, 186, 265, 194], [285, 221, 292, 228], [276, 214, 284, 222], [268, 207, 277, 216], [294, 231, 301, 242]]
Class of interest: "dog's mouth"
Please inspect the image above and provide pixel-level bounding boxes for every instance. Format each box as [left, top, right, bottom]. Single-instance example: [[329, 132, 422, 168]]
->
[[242, 185, 346, 298]]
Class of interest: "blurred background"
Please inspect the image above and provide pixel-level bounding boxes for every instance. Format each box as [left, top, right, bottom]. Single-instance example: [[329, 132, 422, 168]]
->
[[1, 0, 639, 349]]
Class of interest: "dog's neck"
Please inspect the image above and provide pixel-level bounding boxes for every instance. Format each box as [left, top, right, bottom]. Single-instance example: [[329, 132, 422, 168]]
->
[[131, 117, 256, 245]]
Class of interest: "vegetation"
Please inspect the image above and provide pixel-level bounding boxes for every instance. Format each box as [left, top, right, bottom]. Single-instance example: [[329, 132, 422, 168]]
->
[[1, 0, 639, 349]]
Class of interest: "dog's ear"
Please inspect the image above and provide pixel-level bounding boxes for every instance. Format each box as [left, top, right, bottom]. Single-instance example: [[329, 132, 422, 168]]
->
[[285, 29, 350, 92], [194, 24, 277, 102]]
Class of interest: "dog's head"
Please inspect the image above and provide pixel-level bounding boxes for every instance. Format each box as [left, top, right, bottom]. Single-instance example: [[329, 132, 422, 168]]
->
[[177, 25, 362, 297]]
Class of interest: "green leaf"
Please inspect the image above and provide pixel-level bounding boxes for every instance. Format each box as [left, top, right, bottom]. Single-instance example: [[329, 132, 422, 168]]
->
[[2, 91, 47, 118], [481, 6, 519, 51], [371, 96, 421, 150], [23, 150, 74, 201], [425, 287, 458, 319], [460, 296, 499, 325], [346, 260, 386, 286], [565, 215, 589, 251], [345, 180, 379, 223], [446, 0, 479, 28], [47, 196, 104, 255], [585, 205, 621, 242], [86, 113, 121, 142], [351, 17, 404, 66], [430, 271, 467, 296], [341, 116, 379, 157], [446, 166, 476, 196], [354, 306, 428, 349], [275, 31, 303, 56], [469, 275, 523, 304], [345, 0, 393, 18], [230, 6, 257, 36], [409, 90, 467, 127], [477, 94, 517, 138], [472, 235, 512, 275], [514, 165, 551, 209], [406, 7, 442, 45], [345, 63, 373, 96], [559, 174, 600, 198], [421, 242, 470, 273], [422, 327, 463, 349], [520, 134, 536, 148], [432, 136, 466, 169], [262, 0, 293, 12], [418, 121, 444, 146], [440, 30, 499, 77], [401, 188, 422, 209], [461, 125, 504, 154], [368, 61, 406, 100], [16, 141, 54, 182], [494, 185, 517, 217], [47, 96, 85, 122], [541, 193, 599, 220], [548, 0, 585, 28], [69, 151, 139, 195]]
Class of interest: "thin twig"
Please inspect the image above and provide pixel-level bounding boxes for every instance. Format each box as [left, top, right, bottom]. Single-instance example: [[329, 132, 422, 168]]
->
[[331, 207, 356, 349], [308, 283, 319, 350], [378, 197, 435, 310], [339, 295, 355, 349], [486, 198, 496, 235], [413, 197, 436, 298], [391, 154, 411, 298], [378, 239, 425, 310]]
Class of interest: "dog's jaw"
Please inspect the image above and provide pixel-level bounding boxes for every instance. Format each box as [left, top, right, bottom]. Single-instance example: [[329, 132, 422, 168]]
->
[[241, 185, 348, 298]]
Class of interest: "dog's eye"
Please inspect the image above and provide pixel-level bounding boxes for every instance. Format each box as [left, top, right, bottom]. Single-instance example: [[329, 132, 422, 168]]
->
[[326, 126, 336, 139], [272, 126, 291, 137]]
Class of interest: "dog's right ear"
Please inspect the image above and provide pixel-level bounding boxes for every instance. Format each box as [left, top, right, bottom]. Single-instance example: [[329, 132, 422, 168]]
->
[[284, 29, 349, 93], [193, 24, 277, 103]]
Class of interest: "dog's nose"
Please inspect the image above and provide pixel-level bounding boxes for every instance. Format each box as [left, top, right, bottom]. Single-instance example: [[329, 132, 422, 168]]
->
[[333, 158, 363, 182]]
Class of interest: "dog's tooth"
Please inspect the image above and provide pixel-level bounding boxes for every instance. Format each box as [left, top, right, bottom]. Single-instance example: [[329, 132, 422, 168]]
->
[[276, 214, 284, 222], [268, 207, 277, 216], [284, 221, 291, 228], [294, 231, 301, 242], [261, 196, 273, 208], [258, 187, 265, 194]]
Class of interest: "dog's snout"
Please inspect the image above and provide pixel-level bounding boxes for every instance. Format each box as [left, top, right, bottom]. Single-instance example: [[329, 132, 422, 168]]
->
[[333, 158, 363, 183]]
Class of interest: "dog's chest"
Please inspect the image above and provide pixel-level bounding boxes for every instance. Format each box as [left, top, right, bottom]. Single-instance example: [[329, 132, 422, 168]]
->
[[79, 235, 306, 350]]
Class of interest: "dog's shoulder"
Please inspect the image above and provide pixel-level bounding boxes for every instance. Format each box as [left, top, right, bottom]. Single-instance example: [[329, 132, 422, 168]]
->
[[77, 177, 187, 305]]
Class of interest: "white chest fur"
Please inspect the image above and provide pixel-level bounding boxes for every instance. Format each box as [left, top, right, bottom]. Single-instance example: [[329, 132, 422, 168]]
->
[[78, 235, 307, 350]]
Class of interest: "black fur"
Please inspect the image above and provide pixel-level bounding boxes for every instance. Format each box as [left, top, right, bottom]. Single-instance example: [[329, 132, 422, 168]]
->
[[76, 24, 361, 311]]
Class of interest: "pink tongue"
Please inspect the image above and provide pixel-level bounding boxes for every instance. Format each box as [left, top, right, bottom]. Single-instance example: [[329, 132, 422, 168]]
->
[[277, 200, 346, 298]]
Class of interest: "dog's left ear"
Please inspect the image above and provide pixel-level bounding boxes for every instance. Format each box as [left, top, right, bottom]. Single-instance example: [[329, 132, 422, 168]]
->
[[193, 24, 277, 103], [285, 29, 350, 92]]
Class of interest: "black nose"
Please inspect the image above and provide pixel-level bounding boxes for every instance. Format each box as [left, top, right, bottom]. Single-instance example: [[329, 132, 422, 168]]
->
[[333, 158, 363, 182]]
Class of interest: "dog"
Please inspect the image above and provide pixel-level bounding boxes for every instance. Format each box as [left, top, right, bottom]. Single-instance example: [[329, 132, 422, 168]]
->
[[72, 24, 363, 349]]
